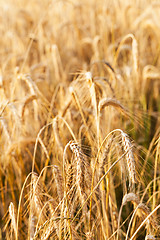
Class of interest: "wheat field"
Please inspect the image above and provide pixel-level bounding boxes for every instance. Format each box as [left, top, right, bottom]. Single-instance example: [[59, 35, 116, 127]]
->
[[0, 0, 160, 239]]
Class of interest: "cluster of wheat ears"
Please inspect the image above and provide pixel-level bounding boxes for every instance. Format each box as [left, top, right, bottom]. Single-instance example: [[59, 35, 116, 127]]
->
[[0, 0, 160, 239]]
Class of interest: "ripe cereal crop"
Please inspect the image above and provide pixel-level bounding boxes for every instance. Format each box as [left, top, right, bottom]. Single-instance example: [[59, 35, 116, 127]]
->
[[0, 0, 160, 239]]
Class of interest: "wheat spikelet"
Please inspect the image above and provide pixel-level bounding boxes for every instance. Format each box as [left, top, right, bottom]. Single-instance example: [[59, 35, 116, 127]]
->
[[69, 141, 86, 205], [121, 131, 137, 187]]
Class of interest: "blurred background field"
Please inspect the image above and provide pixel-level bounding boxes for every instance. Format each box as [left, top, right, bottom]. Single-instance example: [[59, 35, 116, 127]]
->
[[0, 0, 160, 239]]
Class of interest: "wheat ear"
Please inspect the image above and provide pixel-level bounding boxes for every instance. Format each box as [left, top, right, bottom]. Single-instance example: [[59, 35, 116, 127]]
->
[[69, 141, 86, 205], [122, 193, 159, 231], [53, 165, 64, 202], [121, 131, 137, 187]]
